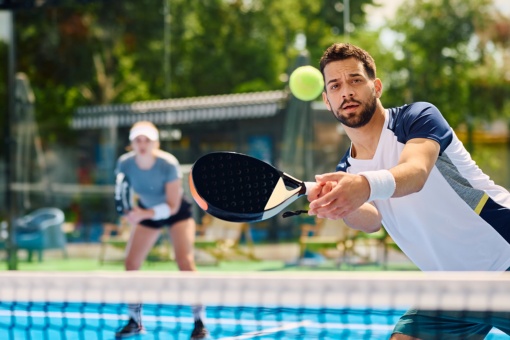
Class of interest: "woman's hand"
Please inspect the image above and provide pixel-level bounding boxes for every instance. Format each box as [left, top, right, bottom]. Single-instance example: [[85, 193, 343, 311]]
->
[[125, 206, 152, 226]]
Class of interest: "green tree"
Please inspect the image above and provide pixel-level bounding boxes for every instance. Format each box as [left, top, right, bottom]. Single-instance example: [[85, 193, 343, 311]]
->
[[15, 1, 169, 142], [167, 0, 374, 96], [12, 0, 375, 142], [386, 0, 510, 131]]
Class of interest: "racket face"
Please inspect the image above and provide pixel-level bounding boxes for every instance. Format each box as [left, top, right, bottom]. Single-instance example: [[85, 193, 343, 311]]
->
[[190, 152, 282, 222], [115, 172, 131, 215]]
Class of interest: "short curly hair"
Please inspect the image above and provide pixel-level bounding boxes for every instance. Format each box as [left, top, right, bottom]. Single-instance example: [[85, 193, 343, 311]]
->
[[319, 43, 376, 80]]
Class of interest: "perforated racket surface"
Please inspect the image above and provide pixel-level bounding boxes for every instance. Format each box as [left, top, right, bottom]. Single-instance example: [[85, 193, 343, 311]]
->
[[189, 152, 314, 222]]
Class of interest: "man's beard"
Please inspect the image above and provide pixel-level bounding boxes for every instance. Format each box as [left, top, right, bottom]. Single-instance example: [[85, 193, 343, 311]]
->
[[334, 95, 377, 128]]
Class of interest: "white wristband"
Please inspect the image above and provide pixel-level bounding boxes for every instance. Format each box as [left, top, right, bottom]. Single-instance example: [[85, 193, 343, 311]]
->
[[152, 203, 172, 220], [358, 170, 396, 202]]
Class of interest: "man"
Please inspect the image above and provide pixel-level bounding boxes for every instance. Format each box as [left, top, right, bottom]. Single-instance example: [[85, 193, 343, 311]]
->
[[307, 43, 510, 339]]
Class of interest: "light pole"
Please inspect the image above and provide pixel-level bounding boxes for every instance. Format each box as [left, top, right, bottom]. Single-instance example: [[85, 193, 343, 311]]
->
[[343, 0, 350, 41], [163, 0, 171, 98], [4, 10, 18, 270]]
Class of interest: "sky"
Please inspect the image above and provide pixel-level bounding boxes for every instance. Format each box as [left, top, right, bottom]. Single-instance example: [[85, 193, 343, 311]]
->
[[365, 0, 510, 30]]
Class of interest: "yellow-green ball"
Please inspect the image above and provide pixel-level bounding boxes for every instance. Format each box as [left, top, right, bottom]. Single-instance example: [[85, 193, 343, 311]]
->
[[289, 66, 324, 101]]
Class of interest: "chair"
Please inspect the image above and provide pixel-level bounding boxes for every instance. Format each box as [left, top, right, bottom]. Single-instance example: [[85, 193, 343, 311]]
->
[[299, 218, 392, 268], [299, 218, 356, 267], [14, 207, 67, 262], [99, 220, 130, 264], [194, 214, 258, 265], [99, 218, 172, 264], [354, 226, 397, 269]]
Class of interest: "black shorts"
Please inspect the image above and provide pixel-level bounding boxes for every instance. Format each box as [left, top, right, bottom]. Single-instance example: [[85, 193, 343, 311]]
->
[[138, 197, 193, 229]]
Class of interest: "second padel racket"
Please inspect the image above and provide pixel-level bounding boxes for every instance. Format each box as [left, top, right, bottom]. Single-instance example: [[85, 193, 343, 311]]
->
[[189, 152, 315, 222], [115, 172, 132, 215]]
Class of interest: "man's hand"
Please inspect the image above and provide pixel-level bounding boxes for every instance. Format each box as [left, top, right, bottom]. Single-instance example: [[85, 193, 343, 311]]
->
[[307, 172, 370, 219]]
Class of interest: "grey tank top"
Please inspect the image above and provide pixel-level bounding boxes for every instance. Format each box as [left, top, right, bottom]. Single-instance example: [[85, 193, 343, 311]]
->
[[115, 150, 182, 208]]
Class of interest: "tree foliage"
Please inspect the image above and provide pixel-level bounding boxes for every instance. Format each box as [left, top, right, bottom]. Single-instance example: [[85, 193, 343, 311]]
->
[[385, 0, 510, 127], [9, 0, 509, 143], [11, 0, 375, 142]]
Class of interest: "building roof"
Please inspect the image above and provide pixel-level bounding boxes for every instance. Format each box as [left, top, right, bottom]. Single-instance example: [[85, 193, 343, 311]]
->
[[71, 90, 288, 129]]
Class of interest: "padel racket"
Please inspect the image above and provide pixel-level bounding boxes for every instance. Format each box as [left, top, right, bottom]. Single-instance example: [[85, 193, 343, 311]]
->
[[189, 152, 315, 222], [115, 172, 132, 215]]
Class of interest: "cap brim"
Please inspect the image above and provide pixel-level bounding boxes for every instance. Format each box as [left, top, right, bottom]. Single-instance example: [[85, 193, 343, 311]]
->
[[129, 127, 159, 141]]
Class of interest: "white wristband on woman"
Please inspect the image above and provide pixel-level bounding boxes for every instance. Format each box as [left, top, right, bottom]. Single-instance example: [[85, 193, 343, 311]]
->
[[358, 169, 396, 202], [152, 203, 172, 220]]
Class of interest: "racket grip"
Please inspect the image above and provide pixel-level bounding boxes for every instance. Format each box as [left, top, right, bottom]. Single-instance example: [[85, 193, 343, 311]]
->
[[303, 181, 316, 194]]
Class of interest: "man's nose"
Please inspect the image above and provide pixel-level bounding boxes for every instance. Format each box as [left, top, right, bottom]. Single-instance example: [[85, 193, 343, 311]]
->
[[340, 85, 354, 98]]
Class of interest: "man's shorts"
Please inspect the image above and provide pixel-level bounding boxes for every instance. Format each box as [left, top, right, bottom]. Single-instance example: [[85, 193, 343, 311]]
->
[[138, 197, 193, 229], [393, 268, 510, 339]]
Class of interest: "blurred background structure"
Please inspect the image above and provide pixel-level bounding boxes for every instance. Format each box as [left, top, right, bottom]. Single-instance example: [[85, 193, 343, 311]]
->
[[0, 0, 509, 268]]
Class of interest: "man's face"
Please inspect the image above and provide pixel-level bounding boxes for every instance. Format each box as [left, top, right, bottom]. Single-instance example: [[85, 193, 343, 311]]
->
[[322, 58, 380, 128]]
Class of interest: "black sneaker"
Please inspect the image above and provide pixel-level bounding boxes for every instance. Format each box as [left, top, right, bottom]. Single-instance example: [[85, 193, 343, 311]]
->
[[115, 318, 146, 338], [190, 319, 208, 339]]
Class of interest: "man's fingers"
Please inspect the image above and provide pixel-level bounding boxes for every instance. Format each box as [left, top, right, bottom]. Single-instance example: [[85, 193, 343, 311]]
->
[[307, 184, 323, 201], [308, 181, 338, 203], [314, 203, 346, 220], [315, 172, 342, 183], [309, 187, 339, 209]]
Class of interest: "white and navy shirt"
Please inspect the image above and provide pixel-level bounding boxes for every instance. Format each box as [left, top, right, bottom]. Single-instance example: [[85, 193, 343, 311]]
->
[[337, 102, 510, 271]]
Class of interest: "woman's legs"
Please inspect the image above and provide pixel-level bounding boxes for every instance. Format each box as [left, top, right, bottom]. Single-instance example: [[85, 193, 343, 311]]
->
[[169, 218, 208, 339], [125, 224, 162, 271], [169, 217, 197, 271], [119, 224, 162, 334]]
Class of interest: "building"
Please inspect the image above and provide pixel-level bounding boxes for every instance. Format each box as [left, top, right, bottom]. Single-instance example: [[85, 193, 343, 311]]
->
[[70, 90, 349, 242]]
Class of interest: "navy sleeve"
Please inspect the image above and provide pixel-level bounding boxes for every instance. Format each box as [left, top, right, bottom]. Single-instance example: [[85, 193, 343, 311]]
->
[[336, 149, 351, 172], [389, 102, 453, 154]]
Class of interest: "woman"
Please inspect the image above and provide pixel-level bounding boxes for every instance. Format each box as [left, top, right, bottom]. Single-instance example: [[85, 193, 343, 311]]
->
[[114, 121, 207, 339]]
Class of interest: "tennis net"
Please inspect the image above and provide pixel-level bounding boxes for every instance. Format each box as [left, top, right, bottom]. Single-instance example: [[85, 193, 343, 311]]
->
[[0, 271, 509, 339]]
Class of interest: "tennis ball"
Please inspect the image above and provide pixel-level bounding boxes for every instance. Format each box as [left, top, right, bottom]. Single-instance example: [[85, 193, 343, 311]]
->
[[289, 65, 324, 101]]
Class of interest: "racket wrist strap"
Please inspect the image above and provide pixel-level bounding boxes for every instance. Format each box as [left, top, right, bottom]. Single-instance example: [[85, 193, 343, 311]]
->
[[152, 203, 171, 220], [358, 170, 396, 202]]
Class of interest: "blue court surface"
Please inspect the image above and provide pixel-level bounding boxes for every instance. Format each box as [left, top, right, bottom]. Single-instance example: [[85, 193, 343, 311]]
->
[[0, 302, 507, 339]]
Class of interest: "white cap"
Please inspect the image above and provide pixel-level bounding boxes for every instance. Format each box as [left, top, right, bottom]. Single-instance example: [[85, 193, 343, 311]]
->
[[129, 125, 159, 141]]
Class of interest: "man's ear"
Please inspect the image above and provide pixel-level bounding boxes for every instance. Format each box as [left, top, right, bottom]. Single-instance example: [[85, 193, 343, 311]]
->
[[374, 78, 383, 98], [322, 91, 332, 112]]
